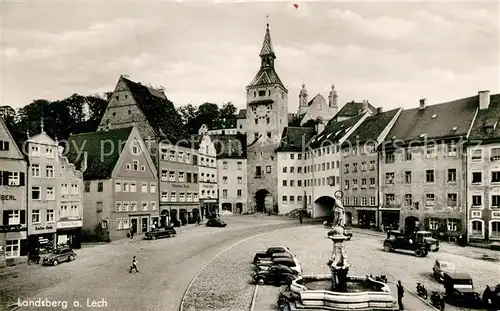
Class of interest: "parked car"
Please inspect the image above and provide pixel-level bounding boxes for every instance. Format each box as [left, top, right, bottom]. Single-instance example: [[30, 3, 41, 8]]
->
[[145, 226, 177, 240], [383, 230, 439, 257], [256, 257, 302, 275], [253, 246, 292, 264], [206, 218, 227, 227], [42, 247, 76, 266], [253, 264, 297, 286], [482, 284, 500, 309], [432, 259, 456, 282], [443, 272, 481, 306], [256, 252, 293, 265]]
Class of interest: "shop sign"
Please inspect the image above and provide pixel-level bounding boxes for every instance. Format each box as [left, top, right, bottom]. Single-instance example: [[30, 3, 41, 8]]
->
[[34, 225, 54, 231], [202, 184, 214, 189], [0, 195, 15, 201], [202, 199, 217, 203], [172, 184, 189, 188], [57, 220, 83, 229]]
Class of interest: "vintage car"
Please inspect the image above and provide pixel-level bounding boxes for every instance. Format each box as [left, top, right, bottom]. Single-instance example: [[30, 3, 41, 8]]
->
[[42, 247, 76, 266], [432, 259, 456, 282], [145, 226, 177, 240], [253, 264, 297, 286], [383, 230, 439, 257], [482, 284, 500, 309], [206, 218, 227, 227], [256, 252, 293, 265], [443, 272, 481, 306], [253, 246, 292, 264], [256, 257, 302, 275]]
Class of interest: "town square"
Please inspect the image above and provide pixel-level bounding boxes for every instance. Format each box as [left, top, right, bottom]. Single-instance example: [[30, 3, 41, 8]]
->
[[1, 1, 499, 311]]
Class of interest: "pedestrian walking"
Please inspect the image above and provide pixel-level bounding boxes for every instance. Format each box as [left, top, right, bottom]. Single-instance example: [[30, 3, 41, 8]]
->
[[299, 214, 303, 224], [129, 256, 139, 273], [396, 280, 404, 310]]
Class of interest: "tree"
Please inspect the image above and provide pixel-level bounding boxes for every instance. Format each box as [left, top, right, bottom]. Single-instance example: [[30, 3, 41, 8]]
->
[[177, 103, 197, 124]]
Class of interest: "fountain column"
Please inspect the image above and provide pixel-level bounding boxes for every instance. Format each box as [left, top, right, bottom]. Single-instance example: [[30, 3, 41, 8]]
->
[[327, 225, 350, 292]]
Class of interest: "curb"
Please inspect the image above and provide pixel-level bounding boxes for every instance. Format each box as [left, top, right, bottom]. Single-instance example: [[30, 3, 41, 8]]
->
[[249, 285, 258, 311], [402, 284, 440, 311]]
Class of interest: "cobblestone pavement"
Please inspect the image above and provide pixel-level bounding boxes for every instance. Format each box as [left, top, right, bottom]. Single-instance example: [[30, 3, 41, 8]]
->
[[0, 216, 296, 311], [185, 224, 498, 311]]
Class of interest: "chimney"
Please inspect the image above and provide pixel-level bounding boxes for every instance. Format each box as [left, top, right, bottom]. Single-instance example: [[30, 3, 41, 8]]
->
[[376, 107, 383, 114], [419, 98, 427, 110], [479, 90, 491, 110], [81, 151, 88, 173]]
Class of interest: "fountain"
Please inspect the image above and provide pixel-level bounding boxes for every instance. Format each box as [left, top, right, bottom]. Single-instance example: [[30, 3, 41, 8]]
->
[[278, 191, 398, 310]]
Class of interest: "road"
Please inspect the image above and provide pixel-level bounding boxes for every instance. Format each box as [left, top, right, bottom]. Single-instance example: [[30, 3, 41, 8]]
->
[[0, 215, 297, 311]]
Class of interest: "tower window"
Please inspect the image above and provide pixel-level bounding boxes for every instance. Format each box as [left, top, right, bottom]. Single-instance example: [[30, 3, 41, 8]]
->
[[268, 90, 271, 96], [267, 132, 271, 138], [255, 119, 258, 124], [259, 90, 266, 97], [254, 92, 256, 97], [266, 118, 270, 124]]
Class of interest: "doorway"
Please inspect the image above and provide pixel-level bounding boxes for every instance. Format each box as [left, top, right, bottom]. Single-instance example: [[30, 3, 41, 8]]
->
[[130, 218, 138, 234], [404, 216, 420, 235], [255, 189, 270, 213], [141, 217, 149, 233]]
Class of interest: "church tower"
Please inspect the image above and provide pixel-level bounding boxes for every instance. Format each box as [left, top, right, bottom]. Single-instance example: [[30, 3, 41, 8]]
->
[[246, 21, 288, 213], [297, 84, 308, 116]]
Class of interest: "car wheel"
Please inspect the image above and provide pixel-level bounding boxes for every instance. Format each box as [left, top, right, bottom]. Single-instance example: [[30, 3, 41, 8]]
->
[[151, 236, 156, 240], [68, 255, 75, 261], [415, 249, 424, 257], [278, 300, 287, 309], [53, 260, 59, 266], [383, 244, 392, 252], [257, 278, 265, 285]]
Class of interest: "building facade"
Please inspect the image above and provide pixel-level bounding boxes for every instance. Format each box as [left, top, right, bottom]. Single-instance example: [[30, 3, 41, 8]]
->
[[198, 134, 218, 218], [26, 129, 60, 255], [68, 127, 158, 241], [158, 143, 200, 226], [57, 151, 83, 248], [219, 159, 246, 214], [340, 108, 401, 228], [246, 23, 288, 214], [0, 118, 28, 267], [466, 90, 500, 241]]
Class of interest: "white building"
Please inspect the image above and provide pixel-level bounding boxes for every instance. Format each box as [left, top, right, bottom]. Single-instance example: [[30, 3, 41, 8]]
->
[[197, 134, 219, 217]]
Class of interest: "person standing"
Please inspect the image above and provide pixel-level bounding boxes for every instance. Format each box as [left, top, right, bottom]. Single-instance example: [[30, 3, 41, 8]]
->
[[396, 280, 404, 310], [129, 256, 139, 273], [299, 213, 303, 224]]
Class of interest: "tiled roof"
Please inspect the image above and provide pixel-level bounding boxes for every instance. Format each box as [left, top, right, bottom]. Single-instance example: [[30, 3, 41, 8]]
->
[[310, 115, 365, 149], [248, 68, 285, 88], [121, 77, 187, 143], [277, 127, 316, 152], [385, 95, 479, 143], [344, 108, 401, 145], [211, 134, 247, 159], [236, 109, 247, 119], [336, 101, 376, 118], [468, 94, 500, 142], [66, 127, 133, 180], [259, 26, 275, 57]]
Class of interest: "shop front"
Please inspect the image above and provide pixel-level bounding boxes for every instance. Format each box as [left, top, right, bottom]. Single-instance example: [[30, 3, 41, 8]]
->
[[200, 199, 219, 219], [0, 228, 28, 267], [379, 208, 401, 231], [28, 230, 57, 256], [56, 220, 82, 249], [160, 203, 199, 227], [357, 208, 378, 229]]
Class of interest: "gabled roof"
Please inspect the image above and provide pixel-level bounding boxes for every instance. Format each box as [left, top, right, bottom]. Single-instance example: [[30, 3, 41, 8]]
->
[[66, 127, 133, 180], [236, 109, 247, 119], [120, 77, 187, 142], [344, 108, 400, 145], [385, 95, 479, 143], [277, 127, 316, 152], [211, 134, 247, 159], [336, 101, 376, 118], [248, 68, 285, 89], [307, 94, 324, 107], [468, 93, 500, 142], [310, 115, 365, 149]]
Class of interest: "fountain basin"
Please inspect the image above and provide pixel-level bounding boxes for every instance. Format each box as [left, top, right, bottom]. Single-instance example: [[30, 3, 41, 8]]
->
[[282, 275, 398, 310]]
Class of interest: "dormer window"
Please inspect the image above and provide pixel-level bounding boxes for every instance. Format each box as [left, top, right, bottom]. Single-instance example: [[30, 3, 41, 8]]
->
[[451, 126, 458, 131], [431, 114, 437, 119]]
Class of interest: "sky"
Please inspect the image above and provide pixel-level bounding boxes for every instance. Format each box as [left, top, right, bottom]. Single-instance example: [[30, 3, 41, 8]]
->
[[1, 0, 499, 114]]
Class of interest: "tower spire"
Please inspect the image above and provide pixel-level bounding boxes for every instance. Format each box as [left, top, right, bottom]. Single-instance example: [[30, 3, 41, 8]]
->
[[259, 17, 276, 69]]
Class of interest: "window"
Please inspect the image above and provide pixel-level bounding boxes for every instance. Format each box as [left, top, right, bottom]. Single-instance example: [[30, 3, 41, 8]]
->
[[266, 166, 271, 173], [426, 170, 434, 183], [290, 196, 295, 203], [447, 219, 458, 231], [344, 164, 349, 173], [5, 240, 20, 258], [115, 181, 121, 192], [61, 184, 69, 195], [32, 187, 41, 200], [141, 165, 145, 172], [222, 190, 227, 197], [282, 196, 287, 203], [8, 172, 20, 186], [84, 181, 90, 192], [352, 179, 358, 189], [150, 182, 156, 193], [297, 180, 302, 187], [193, 193, 198, 201], [255, 166, 262, 177], [186, 173, 192, 183], [283, 180, 287, 186], [361, 197, 368, 206], [222, 176, 228, 184], [445, 193, 457, 207], [344, 180, 349, 190], [404, 148, 412, 161], [361, 162, 367, 171], [385, 152, 394, 163], [122, 218, 130, 229], [31, 164, 40, 177], [492, 195, 500, 207], [472, 172, 482, 184], [46, 209, 55, 223], [142, 201, 149, 211], [115, 201, 122, 212], [169, 171, 176, 182], [237, 177, 242, 184], [360, 178, 367, 188], [193, 173, 198, 183], [141, 182, 148, 193], [31, 145, 40, 157], [71, 184, 78, 195], [385, 173, 394, 184], [290, 154, 295, 160], [492, 171, 500, 183], [471, 149, 482, 161], [491, 222, 500, 238], [130, 201, 137, 211], [429, 218, 440, 230], [298, 196, 302, 203], [352, 197, 358, 205], [352, 163, 358, 172], [425, 146, 436, 159], [370, 178, 375, 188], [369, 161, 375, 170], [290, 167, 295, 173], [128, 181, 136, 192], [161, 192, 168, 202], [179, 193, 185, 201], [447, 143, 457, 157], [45, 165, 54, 178], [96, 181, 103, 192], [370, 197, 376, 206], [46, 187, 55, 200], [177, 171, 185, 182], [471, 221, 483, 236], [133, 160, 139, 171], [126, 163, 131, 170], [122, 201, 129, 212], [491, 147, 500, 161], [404, 194, 413, 206], [290, 180, 295, 187], [32, 210, 40, 223], [0, 141, 10, 151], [385, 194, 395, 205], [7, 211, 20, 225], [237, 162, 242, 170], [405, 171, 411, 183], [448, 169, 457, 182], [123, 181, 129, 192], [116, 218, 122, 230], [223, 161, 228, 169], [472, 195, 482, 207], [426, 194, 435, 206], [151, 201, 157, 210]]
